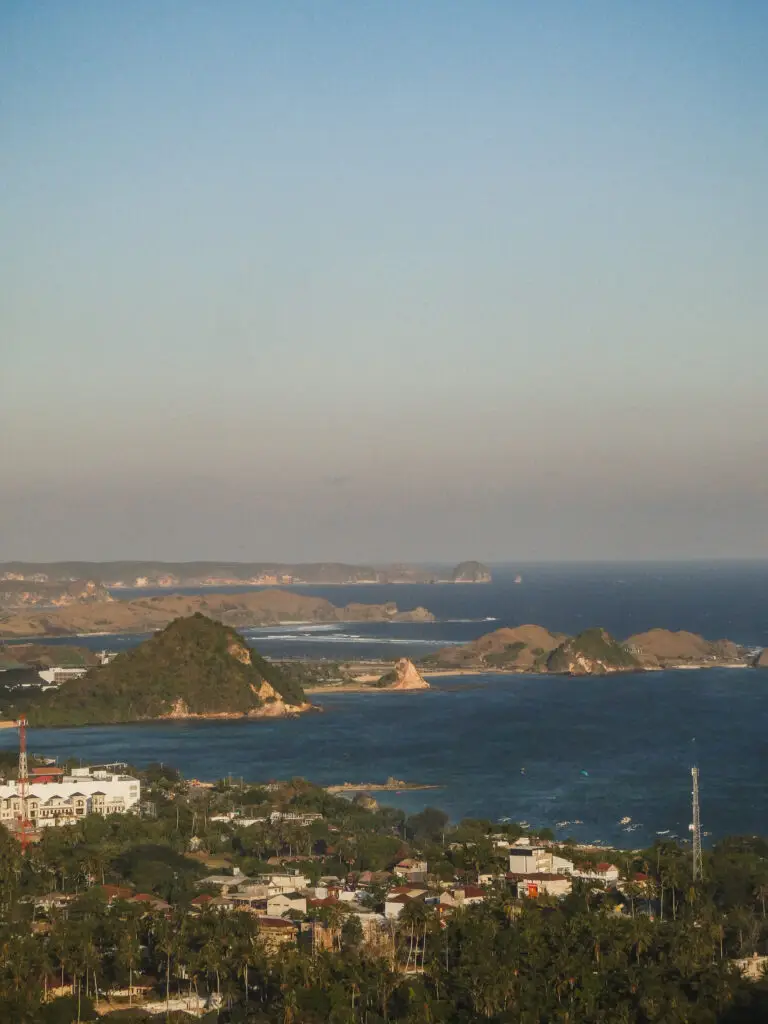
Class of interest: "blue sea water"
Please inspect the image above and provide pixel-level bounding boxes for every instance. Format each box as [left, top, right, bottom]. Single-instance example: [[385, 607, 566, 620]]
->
[[1, 563, 767, 848]]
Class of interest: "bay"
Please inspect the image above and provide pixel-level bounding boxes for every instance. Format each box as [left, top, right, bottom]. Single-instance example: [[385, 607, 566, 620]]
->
[[1, 562, 767, 849]]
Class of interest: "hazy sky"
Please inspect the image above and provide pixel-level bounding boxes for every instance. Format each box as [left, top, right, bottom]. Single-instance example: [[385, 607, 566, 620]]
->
[[2, 1, 766, 562]]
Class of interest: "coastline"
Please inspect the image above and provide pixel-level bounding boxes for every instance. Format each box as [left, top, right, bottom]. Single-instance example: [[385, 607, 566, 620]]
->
[[304, 662, 756, 693]]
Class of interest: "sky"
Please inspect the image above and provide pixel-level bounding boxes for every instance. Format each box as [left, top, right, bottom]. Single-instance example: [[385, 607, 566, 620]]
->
[[2, 1, 767, 562]]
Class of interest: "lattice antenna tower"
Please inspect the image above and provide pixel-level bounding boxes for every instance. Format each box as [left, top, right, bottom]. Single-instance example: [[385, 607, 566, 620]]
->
[[17, 717, 30, 852], [691, 765, 703, 882]]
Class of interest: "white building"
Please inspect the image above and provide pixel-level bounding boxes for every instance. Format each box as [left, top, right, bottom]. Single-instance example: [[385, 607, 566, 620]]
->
[[267, 891, 307, 918], [0, 767, 140, 829], [508, 844, 574, 876], [37, 667, 88, 685]]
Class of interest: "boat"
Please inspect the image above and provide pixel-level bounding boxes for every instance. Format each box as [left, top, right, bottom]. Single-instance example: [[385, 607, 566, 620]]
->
[[619, 816, 632, 826], [514, 575, 523, 584], [580, 769, 590, 777], [518, 821, 530, 828], [656, 830, 670, 835]]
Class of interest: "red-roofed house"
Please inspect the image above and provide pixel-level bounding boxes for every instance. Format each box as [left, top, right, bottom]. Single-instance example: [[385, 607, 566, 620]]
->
[[574, 862, 620, 884]]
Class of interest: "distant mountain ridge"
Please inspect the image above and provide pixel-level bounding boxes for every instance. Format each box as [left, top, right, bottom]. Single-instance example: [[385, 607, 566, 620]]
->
[[0, 560, 493, 587]]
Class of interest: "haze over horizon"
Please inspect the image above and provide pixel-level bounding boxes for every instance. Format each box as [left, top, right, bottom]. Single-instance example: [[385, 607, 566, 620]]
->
[[3, 2, 766, 563]]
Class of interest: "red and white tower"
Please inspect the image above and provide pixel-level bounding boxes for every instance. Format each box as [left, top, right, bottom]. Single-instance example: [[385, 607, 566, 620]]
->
[[17, 717, 31, 852]]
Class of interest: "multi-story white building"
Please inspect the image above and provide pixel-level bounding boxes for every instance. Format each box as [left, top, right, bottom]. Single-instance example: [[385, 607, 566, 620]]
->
[[0, 766, 141, 829]]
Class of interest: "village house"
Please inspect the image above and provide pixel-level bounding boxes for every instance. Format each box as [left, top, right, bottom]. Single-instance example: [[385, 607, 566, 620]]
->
[[574, 861, 621, 884], [439, 885, 487, 910], [394, 857, 429, 883], [508, 872, 573, 899], [384, 887, 427, 920], [263, 871, 311, 893], [267, 891, 307, 918], [196, 869, 252, 894]]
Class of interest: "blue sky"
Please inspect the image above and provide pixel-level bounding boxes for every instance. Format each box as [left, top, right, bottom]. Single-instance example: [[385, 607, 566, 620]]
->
[[2, 1, 766, 560]]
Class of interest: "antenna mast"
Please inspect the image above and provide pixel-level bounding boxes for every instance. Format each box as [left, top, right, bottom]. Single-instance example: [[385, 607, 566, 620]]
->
[[17, 718, 31, 853], [691, 765, 703, 882]]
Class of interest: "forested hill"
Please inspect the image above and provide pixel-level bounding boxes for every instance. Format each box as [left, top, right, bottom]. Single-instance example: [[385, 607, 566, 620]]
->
[[25, 613, 306, 726]]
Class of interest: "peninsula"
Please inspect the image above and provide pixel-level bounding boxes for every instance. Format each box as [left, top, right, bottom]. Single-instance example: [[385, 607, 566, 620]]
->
[[421, 624, 755, 675], [0, 590, 435, 638]]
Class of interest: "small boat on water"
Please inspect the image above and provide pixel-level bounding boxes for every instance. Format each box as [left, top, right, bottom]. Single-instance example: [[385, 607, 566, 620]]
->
[[580, 769, 590, 777], [656, 829, 670, 835], [619, 816, 632, 826], [514, 575, 523, 584]]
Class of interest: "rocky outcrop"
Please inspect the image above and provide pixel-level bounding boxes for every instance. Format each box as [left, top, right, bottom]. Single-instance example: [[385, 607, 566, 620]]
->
[[379, 658, 430, 690], [753, 649, 768, 668], [451, 561, 492, 583]]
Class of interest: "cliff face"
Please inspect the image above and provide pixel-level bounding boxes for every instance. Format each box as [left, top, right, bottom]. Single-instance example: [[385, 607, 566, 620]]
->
[[451, 561, 492, 583], [0, 591, 435, 637], [380, 658, 430, 690]]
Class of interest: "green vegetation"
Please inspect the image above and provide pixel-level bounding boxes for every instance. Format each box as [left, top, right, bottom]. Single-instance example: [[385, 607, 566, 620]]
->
[[3, 764, 768, 1021], [18, 614, 305, 726], [484, 641, 526, 667], [547, 627, 641, 674]]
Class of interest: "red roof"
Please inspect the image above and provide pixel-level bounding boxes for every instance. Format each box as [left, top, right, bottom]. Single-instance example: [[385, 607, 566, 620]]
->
[[309, 897, 339, 908], [461, 886, 485, 898], [98, 885, 133, 900], [596, 862, 616, 872], [191, 894, 213, 906]]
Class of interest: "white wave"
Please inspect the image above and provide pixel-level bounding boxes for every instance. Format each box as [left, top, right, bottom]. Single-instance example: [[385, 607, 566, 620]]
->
[[250, 634, 460, 646], [442, 617, 499, 624]]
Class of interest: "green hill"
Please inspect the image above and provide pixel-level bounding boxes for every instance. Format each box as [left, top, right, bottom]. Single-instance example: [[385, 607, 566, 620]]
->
[[26, 613, 306, 726], [546, 628, 640, 675]]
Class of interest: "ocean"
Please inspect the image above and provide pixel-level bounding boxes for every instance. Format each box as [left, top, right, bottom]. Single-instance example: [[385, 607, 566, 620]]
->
[[1, 563, 767, 848]]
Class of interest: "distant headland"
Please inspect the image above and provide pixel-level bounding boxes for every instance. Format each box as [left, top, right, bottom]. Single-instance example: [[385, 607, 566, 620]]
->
[[422, 624, 760, 674], [0, 559, 493, 592], [0, 588, 436, 639]]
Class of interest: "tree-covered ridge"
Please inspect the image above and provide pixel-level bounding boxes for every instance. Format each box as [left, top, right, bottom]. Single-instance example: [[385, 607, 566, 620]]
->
[[547, 627, 641, 674], [25, 613, 306, 726]]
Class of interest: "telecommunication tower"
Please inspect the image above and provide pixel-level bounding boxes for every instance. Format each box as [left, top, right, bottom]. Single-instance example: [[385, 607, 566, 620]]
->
[[16, 717, 31, 852], [691, 765, 703, 882]]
